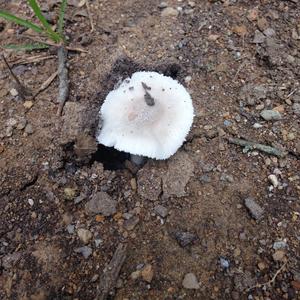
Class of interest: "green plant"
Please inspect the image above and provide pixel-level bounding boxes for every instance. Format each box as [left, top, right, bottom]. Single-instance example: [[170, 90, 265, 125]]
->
[[0, 0, 67, 50]]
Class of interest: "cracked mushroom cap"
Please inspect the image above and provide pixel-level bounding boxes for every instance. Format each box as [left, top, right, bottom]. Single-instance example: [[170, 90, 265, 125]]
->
[[97, 71, 194, 159]]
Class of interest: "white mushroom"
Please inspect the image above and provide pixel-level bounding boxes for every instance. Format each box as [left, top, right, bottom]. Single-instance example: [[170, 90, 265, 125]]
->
[[97, 71, 194, 161]]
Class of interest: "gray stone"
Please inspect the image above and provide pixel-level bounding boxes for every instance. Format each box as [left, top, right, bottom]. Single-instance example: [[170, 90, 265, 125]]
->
[[182, 273, 200, 289], [174, 231, 197, 247], [24, 123, 34, 134], [163, 151, 194, 198], [66, 224, 75, 234], [293, 103, 300, 116], [253, 30, 265, 43], [260, 109, 282, 121], [123, 216, 139, 231], [199, 174, 211, 183], [273, 240, 287, 250], [74, 246, 92, 259], [2, 252, 22, 269], [220, 174, 234, 183], [154, 205, 168, 218], [137, 162, 162, 201], [263, 28, 276, 37], [244, 197, 264, 220], [239, 84, 267, 106], [161, 7, 179, 17], [158, 2, 168, 9], [220, 257, 230, 269], [85, 192, 117, 216]]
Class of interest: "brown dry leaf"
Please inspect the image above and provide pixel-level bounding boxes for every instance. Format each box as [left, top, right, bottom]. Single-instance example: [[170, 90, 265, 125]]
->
[[232, 25, 248, 37]]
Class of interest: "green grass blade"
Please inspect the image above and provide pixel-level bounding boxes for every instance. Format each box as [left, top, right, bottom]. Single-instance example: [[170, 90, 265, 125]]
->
[[27, 0, 61, 42], [58, 0, 67, 36], [3, 43, 49, 51], [0, 10, 43, 33]]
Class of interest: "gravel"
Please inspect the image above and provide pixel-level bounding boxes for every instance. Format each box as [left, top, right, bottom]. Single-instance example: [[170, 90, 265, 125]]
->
[[182, 273, 200, 289], [174, 231, 197, 247], [273, 240, 288, 250], [161, 7, 179, 17], [123, 216, 139, 231], [260, 109, 282, 121], [163, 151, 194, 198], [244, 197, 264, 220], [220, 257, 230, 269], [77, 228, 93, 244], [74, 246, 92, 259], [154, 205, 168, 218], [85, 192, 117, 216]]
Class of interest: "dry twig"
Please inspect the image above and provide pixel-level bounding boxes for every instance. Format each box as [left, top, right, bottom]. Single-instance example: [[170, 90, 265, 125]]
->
[[2, 54, 32, 99], [96, 243, 127, 300], [86, 0, 95, 32], [246, 261, 287, 292], [33, 70, 58, 98], [10, 55, 56, 66], [228, 137, 286, 158], [56, 46, 69, 116]]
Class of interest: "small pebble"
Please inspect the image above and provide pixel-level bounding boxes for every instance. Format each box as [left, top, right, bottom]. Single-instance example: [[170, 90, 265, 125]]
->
[[141, 264, 154, 283], [123, 216, 139, 231], [260, 110, 282, 121], [272, 250, 285, 261], [273, 240, 287, 250], [268, 174, 279, 188], [182, 273, 200, 289], [24, 123, 34, 134], [253, 30, 265, 43], [131, 270, 141, 280], [74, 246, 92, 259], [253, 123, 263, 128], [244, 197, 264, 220], [77, 228, 93, 244], [161, 7, 179, 17], [220, 257, 230, 269], [67, 224, 75, 234], [174, 231, 197, 247], [23, 101, 34, 109], [10, 88, 18, 97], [28, 198, 34, 206], [154, 205, 168, 218]]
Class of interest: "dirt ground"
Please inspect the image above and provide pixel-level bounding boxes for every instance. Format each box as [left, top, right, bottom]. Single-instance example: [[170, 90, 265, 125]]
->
[[0, 0, 300, 299]]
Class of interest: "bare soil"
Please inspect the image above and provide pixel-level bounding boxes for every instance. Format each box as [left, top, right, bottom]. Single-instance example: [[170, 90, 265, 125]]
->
[[0, 0, 300, 299]]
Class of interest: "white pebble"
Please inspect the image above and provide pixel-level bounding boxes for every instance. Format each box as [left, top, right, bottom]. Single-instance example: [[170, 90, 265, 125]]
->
[[253, 123, 263, 128], [28, 198, 34, 206], [268, 174, 279, 187]]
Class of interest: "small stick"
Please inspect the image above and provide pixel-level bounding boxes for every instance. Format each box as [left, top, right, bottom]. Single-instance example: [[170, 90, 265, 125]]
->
[[228, 137, 286, 158], [33, 70, 58, 98], [246, 261, 287, 291], [233, 60, 246, 82], [1, 54, 31, 99], [86, 0, 95, 32], [286, 88, 297, 99], [96, 243, 127, 300], [56, 46, 69, 116], [10, 55, 56, 66]]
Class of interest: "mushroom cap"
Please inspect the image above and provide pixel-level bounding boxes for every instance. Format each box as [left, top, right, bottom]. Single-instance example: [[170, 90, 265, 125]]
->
[[97, 71, 194, 159]]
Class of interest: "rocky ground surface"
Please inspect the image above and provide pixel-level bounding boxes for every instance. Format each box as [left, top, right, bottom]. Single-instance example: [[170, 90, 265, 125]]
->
[[0, 0, 299, 299]]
